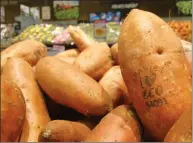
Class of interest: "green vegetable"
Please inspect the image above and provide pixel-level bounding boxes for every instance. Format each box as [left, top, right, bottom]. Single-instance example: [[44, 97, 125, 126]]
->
[[54, 7, 79, 19], [176, 1, 192, 15]]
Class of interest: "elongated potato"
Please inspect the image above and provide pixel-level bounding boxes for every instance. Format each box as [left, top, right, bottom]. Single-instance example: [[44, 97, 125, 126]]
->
[[99, 66, 130, 107], [74, 42, 113, 80], [164, 106, 192, 142], [118, 9, 192, 141], [84, 105, 142, 142], [38, 120, 91, 142], [55, 49, 80, 58], [35, 57, 113, 116], [2, 57, 51, 142], [1, 76, 26, 142], [1, 39, 47, 70], [111, 43, 119, 65]]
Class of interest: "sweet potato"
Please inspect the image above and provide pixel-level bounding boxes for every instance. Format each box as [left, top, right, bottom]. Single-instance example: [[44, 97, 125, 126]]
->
[[1, 76, 26, 142], [35, 56, 113, 116], [68, 26, 96, 51], [38, 120, 91, 142], [56, 56, 77, 65], [79, 118, 98, 130], [84, 105, 142, 142], [111, 43, 119, 65], [74, 42, 113, 80], [55, 49, 80, 58], [181, 39, 192, 73], [118, 9, 192, 141], [2, 57, 51, 142], [55, 49, 80, 65], [164, 106, 192, 142], [99, 66, 130, 107], [1, 39, 47, 70]]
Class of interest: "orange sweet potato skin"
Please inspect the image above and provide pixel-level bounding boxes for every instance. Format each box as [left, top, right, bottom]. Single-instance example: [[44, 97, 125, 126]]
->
[[181, 40, 192, 74], [1, 76, 26, 142], [1, 40, 47, 70], [55, 49, 80, 64], [2, 57, 50, 142], [118, 9, 192, 141], [99, 66, 130, 107], [55, 49, 80, 58], [84, 105, 142, 142], [164, 106, 192, 142], [74, 42, 113, 80], [111, 43, 119, 65], [56, 56, 76, 65], [35, 57, 113, 116], [38, 120, 91, 142]]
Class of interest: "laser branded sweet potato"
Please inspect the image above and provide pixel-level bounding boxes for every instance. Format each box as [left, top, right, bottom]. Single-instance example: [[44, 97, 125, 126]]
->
[[118, 9, 192, 141]]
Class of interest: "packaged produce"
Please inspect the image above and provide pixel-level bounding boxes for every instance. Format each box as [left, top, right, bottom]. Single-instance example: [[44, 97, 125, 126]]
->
[[118, 9, 192, 141], [12, 24, 64, 44], [1, 76, 26, 142], [106, 22, 120, 44], [2, 57, 51, 142], [52, 29, 70, 44], [1, 39, 47, 70]]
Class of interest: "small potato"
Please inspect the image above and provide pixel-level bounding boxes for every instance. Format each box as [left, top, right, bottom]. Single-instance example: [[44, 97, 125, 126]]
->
[[35, 57, 113, 116], [164, 106, 192, 142], [110, 43, 119, 65], [99, 66, 130, 107], [38, 120, 91, 142], [84, 105, 142, 142], [1, 76, 26, 142], [1, 39, 47, 70], [74, 42, 113, 80]]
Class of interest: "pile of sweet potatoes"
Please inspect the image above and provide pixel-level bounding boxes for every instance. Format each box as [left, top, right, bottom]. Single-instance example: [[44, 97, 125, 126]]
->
[[1, 9, 192, 142]]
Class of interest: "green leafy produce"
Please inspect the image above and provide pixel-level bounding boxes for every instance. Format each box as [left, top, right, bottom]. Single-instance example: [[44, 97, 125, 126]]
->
[[176, 1, 192, 16], [54, 7, 79, 19]]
